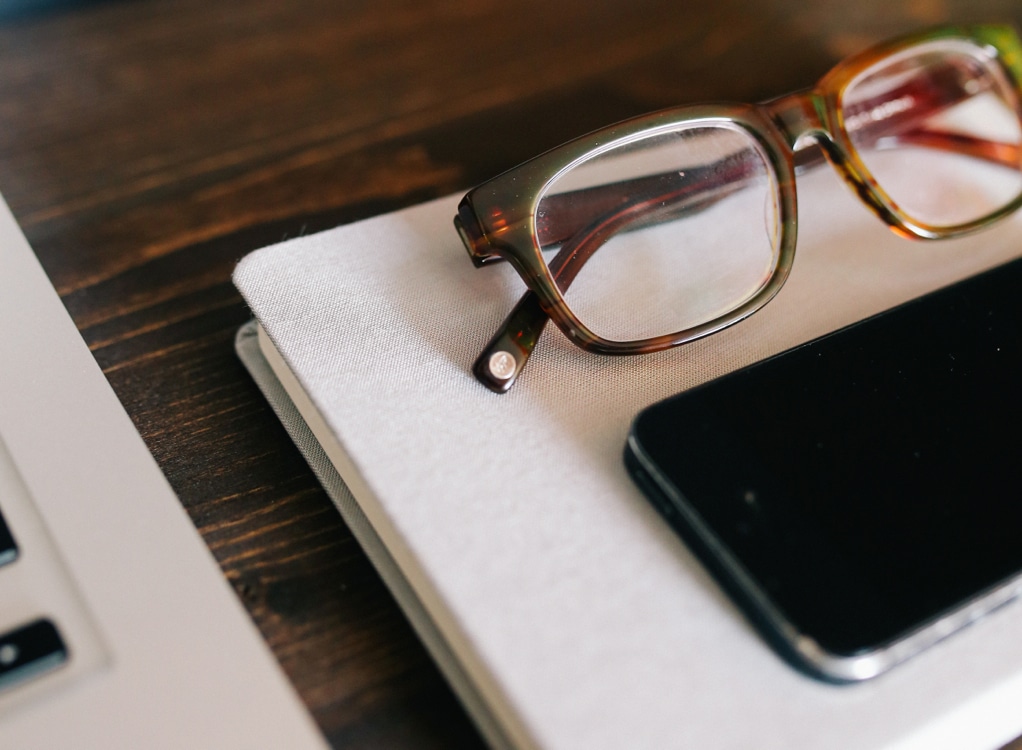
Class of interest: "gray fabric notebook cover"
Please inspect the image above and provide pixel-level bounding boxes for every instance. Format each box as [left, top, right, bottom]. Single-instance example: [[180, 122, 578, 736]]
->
[[233, 169, 1022, 750], [234, 321, 513, 750]]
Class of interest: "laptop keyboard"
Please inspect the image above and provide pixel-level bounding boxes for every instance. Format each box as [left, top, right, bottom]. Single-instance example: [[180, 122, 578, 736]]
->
[[0, 438, 106, 706], [0, 619, 67, 693], [0, 488, 70, 695], [0, 508, 15, 568]]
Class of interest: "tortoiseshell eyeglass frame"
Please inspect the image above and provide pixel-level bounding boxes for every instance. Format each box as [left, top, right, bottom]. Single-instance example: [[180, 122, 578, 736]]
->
[[455, 24, 1022, 393]]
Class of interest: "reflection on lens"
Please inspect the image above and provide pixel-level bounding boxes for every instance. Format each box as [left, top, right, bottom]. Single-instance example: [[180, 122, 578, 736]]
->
[[842, 39, 1022, 229], [534, 122, 781, 343]]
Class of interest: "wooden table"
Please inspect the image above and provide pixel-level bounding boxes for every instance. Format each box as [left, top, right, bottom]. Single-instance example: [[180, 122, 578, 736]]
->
[[2, 1, 1021, 747]]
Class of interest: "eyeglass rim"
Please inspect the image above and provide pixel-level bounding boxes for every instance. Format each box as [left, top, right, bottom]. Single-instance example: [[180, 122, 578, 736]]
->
[[818, 26, 1022, 239], [456, 23, 1022, 357], [458, 103, 799, 354]]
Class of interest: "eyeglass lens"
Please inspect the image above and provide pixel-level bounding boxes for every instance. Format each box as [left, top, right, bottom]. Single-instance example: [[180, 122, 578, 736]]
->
[[842, 39, 1022, 229], [534, 123, 781, 343]]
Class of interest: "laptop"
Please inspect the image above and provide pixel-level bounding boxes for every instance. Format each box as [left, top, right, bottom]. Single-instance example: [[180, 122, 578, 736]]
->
[[0, 190, 327, 748]]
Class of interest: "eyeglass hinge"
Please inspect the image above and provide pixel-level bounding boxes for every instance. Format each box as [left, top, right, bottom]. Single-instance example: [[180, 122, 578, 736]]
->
[[455, 200, 505, 267]]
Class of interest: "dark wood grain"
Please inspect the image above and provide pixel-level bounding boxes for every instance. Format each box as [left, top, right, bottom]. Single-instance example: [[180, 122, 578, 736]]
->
[[2, 1, 1022, 747]]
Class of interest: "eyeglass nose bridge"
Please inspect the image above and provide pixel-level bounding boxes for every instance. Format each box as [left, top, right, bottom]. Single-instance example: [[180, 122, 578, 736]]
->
[[761, 90, 878, 208], [763, 88, 925, 231], [763, 90, 832, 151]]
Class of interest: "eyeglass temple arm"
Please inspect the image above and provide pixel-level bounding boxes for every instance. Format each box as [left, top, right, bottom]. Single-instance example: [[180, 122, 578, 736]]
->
[[474, 131, 1019, 392], [835, 55, 1022, 169], [472, 130, 1021, 393], [471, 168, 753, 392], [892, 128, 1021, 168]]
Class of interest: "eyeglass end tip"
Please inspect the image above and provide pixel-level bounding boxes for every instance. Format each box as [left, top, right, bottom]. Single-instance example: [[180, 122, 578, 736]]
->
[[472, 348, 522, 393]]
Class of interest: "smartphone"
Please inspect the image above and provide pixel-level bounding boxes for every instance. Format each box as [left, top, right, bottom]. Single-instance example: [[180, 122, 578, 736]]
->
[[625, 256, 1022, 683]]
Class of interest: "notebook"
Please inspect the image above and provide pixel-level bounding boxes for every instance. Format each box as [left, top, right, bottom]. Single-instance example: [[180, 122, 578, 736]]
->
[[0, 191, 327, 748], [233, 158, 1022, 750]]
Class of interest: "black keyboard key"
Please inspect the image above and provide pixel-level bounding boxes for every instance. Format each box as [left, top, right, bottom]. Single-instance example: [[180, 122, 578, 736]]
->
[[0, 506, 16, 567], [0, 619, 68, 692]]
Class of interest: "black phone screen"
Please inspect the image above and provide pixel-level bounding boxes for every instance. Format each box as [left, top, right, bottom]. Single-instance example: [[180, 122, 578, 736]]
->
[[626, 256, 1022, 673]]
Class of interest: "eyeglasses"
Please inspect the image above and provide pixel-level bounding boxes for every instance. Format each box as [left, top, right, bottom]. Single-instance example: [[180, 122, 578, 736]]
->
[[454, 25, 1022, 393]]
